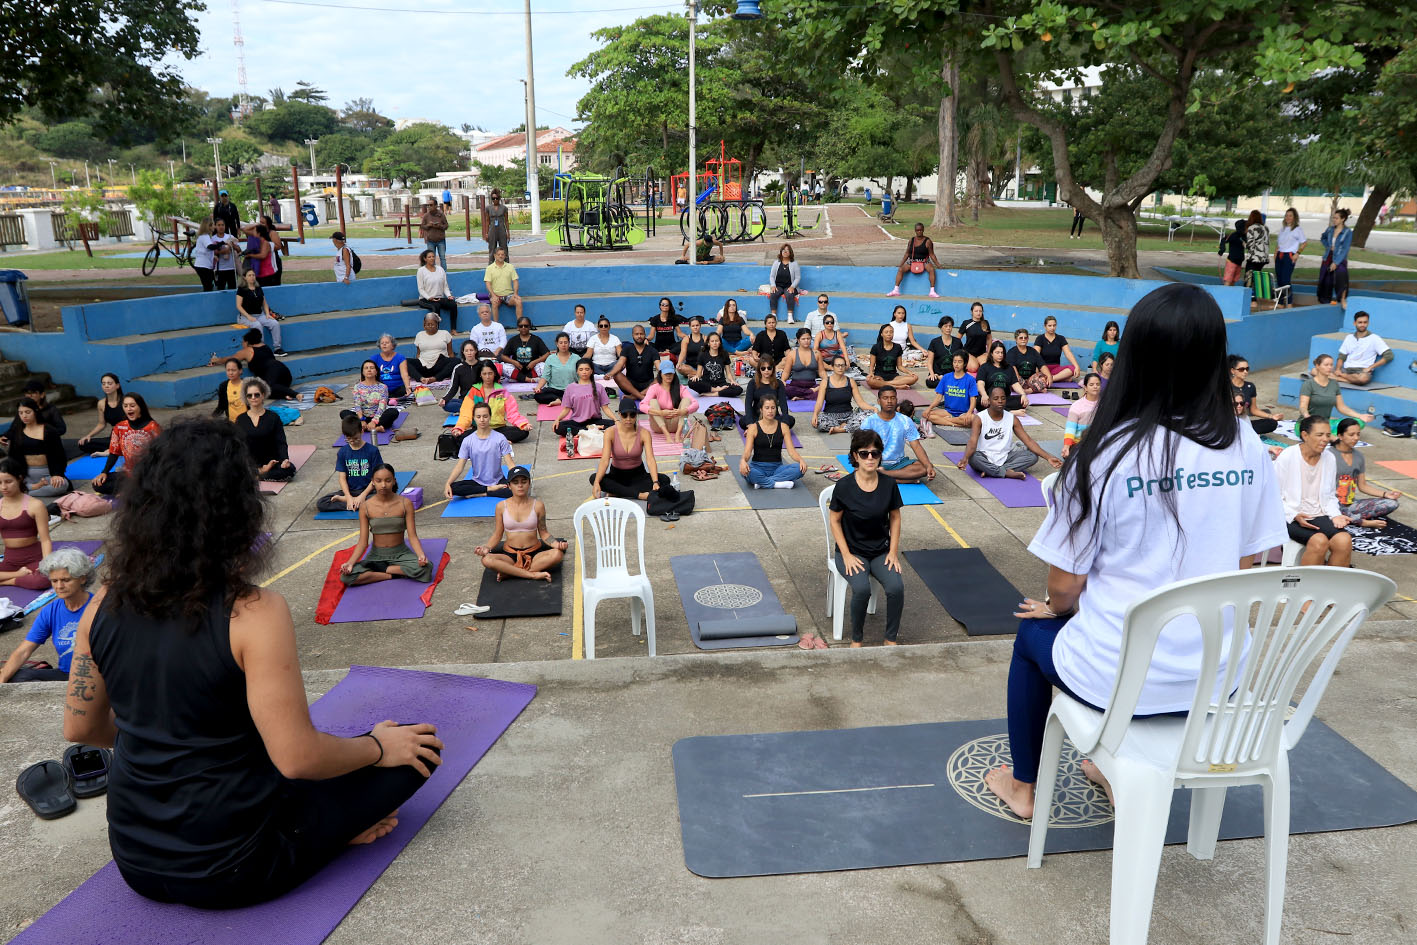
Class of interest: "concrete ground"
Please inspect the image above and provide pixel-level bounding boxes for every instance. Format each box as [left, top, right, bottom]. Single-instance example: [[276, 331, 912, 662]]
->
[[4, 229, 1417, 942]]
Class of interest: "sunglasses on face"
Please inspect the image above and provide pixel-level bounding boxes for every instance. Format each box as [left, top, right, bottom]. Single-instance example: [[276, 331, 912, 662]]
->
[[818, 299, 829, 305], [854, 450, 882, 460], [246, 392, 263, 400], [1235, 366, 1250, 373]]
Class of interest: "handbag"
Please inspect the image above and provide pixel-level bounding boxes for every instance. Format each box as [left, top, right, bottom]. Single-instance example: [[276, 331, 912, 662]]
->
[[413, 385, 438, 407], [434, 430, 460, 460], [910, 261, 925, 274], [576, 427, 605, 456], [55, 491, 112, 519]]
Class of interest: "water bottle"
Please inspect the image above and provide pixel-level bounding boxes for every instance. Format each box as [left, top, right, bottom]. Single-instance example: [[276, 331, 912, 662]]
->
[[671, 471, 680, 491]]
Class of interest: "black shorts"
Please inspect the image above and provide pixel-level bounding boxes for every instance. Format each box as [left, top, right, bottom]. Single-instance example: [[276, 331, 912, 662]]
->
[[490, 540, 555, 557], [1287, 516, 1343, 544]]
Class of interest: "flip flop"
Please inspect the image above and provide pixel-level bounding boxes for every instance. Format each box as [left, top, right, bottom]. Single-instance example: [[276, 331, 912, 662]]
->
[[812, 464, 835, 475], [16, 760, 76, 820], [660, 512, 680, 523], [62, 745, 111, 799], [796, 636, 816, 650], [825, 471, 847, 482], [454, 602, 490, 617]]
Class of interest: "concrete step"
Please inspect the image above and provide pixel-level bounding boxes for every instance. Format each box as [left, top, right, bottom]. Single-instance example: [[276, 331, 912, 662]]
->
[[130, 340, 398, 407], [1277, 374, 1417, 419]]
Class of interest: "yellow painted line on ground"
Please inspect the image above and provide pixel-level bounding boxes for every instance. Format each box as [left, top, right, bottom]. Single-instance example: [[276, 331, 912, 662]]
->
[[926, 505, 970, 549], [1368, 479, 1417, 501], [261, 495, 452, 587], [572, 553, 584, 660]]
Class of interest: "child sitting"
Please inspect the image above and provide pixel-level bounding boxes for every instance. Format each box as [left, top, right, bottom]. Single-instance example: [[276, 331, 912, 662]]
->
[[316, 415, 385, 513]]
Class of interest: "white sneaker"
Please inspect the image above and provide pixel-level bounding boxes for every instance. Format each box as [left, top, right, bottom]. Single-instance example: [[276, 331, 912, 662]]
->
[[454, 602, 490, 616], [48, 514, 62, 528]]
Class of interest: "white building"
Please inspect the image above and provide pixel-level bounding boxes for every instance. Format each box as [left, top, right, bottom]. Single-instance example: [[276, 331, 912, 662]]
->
[[473, 127, 577, 171]]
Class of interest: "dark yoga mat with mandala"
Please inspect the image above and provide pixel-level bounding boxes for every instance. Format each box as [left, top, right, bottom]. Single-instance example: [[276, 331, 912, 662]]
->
[[1345, 517, 1417, 555], [672, 718, 1417, 877]]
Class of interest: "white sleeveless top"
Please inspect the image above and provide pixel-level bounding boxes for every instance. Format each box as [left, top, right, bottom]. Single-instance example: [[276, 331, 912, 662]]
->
[[977, 409, 1014, 466], [333, 246, 356, 282]]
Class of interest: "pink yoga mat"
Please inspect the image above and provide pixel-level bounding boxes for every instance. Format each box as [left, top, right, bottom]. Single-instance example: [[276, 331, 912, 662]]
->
[[329, 539, 448, 623], [332, 411, 406, 447], [942, 452, 1046, 507], [10, 665, 535, 945], [258, 444, 318, 493]]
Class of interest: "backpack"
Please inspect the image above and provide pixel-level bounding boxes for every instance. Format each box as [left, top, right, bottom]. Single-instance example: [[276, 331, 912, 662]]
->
[[434, 430, 461, 460], [1381, 414, 1416, 438], [704, 402, 737, 432], [349, 249, 363, 274], [55, 491, 112, 520], [647, 487, 695, 517]]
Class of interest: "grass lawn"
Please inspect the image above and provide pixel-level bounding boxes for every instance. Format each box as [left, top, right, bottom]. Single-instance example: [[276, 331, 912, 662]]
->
[[884, 205, 1417, 269]]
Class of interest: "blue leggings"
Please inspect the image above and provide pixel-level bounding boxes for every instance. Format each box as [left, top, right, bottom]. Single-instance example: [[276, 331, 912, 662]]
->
[[746, 460, 803, 486]]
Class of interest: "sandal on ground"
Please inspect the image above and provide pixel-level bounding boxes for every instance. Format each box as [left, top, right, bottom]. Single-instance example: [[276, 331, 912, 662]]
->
[[812, 635, 829, 649], [16, 760, 75, 820], [660, 512, 680, 523], [825, 470, 847, 482], [812, 464, 836, 475], [797, 636, 816, 650], [454, 602, 490, 617], [62, 745, 111, 799]]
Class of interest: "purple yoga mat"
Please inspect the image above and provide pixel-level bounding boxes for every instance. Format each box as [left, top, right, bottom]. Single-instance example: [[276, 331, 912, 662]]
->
[[332, 411, 406, 447], [1028, 392, 1069, 406], [786, 398, 815, 412], [11, 665, 536, 945], [942, 452, 1045, 507], [329, 538, 448, 623], [1052, 406, 1071, 417], [0, 541, 104, 607]]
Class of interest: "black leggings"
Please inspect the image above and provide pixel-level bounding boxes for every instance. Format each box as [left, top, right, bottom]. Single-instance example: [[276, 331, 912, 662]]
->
[[419, 297, 459, 332], [342, 407, 400, 430], [688, 379, 743, 396], [116, 756, 432, 909], [592, 465, 675, 500], [93, 469, 126, 496], [533, 387, 565, 405], [412, 355, 456, 383], [1069, 212, 1084, 237], [451, 477, 509, 498], [1250, 417, 1278, 436], [317, 492, 360, 513], [496, 425, 529, 443], [554, 417, 613, 439], [194, 266, 215, 292], [256, 461, 296, 481], [215, 270, 237, 291]]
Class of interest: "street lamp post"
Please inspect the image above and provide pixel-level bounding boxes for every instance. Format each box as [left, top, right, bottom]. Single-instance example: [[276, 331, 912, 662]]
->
[[523, 0, 541, 235], [106, 158, 117, 185], [84, 161, 91, 188], [305, 138, 319, 176], [46, 160, 57, 189], [207, 137, 224, 189], [169, 159, 176, 180], [129, 164, 136, 185]]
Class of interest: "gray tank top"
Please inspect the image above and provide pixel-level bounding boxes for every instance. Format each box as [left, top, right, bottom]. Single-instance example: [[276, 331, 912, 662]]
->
[[789, 349, 818, 382]]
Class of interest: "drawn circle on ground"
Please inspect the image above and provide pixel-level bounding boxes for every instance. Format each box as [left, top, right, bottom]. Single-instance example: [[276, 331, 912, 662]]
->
[[947, 733, 1114, 828], [693, 583, 764, 609]]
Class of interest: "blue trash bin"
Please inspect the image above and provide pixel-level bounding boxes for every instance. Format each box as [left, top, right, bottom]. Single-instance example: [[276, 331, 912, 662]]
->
[[864, 187, 872, 205], [302, 202, 320, 227], [882, 193, 893, 217], [0, 270, 30, 326]]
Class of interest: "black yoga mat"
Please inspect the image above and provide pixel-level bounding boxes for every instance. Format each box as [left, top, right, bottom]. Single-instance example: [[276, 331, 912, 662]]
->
[[728, 466, 818, 510], [474, 565, 565, 618], [1346, 517, 1417, 556], [904, 548, 1023, 636], [672, 717, 1417, 877], [670, 552, 800, 649]]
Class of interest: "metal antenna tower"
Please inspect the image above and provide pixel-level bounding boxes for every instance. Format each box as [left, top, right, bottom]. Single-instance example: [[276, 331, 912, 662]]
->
[[232, 0, 252, 120]]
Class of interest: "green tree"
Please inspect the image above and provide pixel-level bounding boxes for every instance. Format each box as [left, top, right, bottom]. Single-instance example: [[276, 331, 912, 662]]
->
[[776, 0, 1401, 277], [317, 132, 376, 170], [220, 138, 263, 174], [288, 81, 329, 104], [0, 0, 203, 140], [472, 158, 549, 198], [1356, 46, 1417, 241], [24, 121, 104, 160], [244, 101, 339, 143], [362, 123, 463, 184], [340, 100, 393, 136], [810, 83, 936, 195], [129, 171, 209, 226]]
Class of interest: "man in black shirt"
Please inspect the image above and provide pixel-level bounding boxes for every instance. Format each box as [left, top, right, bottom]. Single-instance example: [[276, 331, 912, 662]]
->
[[960, 301, 991, 372], [926, 316, 965, 386], [610, 325, 660, 399], [212, 190, 240, 235]]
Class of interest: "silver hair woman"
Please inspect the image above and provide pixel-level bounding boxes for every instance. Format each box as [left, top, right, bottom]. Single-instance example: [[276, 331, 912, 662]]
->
[[0, 547, 96, 683]]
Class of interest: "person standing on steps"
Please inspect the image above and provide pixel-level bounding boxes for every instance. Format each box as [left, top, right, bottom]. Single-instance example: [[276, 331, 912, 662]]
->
[[420, 200, 449, 271], [484, 189, 510, 262], [888, 223, 941, 298], [1317, 208, 1352, 306]]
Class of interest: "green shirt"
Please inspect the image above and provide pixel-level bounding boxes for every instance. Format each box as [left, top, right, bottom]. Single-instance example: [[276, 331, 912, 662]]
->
[[1299, 376, 1339, 419]]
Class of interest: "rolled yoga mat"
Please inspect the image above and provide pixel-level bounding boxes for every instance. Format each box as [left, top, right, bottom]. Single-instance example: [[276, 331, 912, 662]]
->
[[670, 551, 800, 649], [332, 411, 406, 447], [328, 538, 448, 623], [63, 455, 121, 480], [11, 665, 536, 945], [473, 563, 565, 618], [903, 547, 1023, 636], [672, 717, 1417, 877], [698, 614, 798, 640], [941, 452, 1045, 508]]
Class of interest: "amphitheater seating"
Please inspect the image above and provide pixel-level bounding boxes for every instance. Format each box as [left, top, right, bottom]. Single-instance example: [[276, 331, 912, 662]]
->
[[1277, 296, 1417, 420]]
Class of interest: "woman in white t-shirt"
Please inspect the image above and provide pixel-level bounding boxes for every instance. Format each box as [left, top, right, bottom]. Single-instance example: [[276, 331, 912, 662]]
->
[[191, 219, 217, 292], [416, 249, 459, 332], [1273, 207, 1307, 307], [985, 284, 1286, 820], [586, 317, 622, 375], [563, 305, 595, 355], [410, 312, 455, 383]]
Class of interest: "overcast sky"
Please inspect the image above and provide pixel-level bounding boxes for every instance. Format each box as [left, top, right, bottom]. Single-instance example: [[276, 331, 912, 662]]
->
[[172, 0, 681, 133]]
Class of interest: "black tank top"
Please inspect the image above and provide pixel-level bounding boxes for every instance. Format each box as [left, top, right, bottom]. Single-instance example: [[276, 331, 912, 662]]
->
[[90, 593, 280, 878], [720, 314, 744, 343], [683, 336, 704, 368], [824, 379, 853, 410], [911, 236, 930, 260], [102, 398, 125, 428], [752, 423, 784, 462]]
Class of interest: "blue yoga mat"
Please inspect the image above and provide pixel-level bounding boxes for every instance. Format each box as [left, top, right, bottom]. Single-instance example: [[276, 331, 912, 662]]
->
[[833, 455, 941, 505], [11, 666, 536, 945], [64, 455, 121, 480], [312, 471, 417, 519], [441, 465, 515, 518]]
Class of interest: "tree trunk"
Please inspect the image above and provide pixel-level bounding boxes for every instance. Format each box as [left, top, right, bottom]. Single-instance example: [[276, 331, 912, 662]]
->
[[931, 54, 960, 228], [1100, 204, 1142, 279], [905, 177, 915, 201], [1352, 184, 1392, 249]]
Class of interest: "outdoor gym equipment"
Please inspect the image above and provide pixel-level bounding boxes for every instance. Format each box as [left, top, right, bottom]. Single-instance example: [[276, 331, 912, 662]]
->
[[546, 166, 657, 251], [778, 185, 823, 238]]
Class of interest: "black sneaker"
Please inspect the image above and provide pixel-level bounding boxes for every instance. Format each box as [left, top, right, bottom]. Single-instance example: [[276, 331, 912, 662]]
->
[[274, 347, 288, 357]]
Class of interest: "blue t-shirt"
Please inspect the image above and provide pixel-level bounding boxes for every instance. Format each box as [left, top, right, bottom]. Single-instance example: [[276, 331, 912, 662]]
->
[[375, 352, 406, 389], [862, 412, 920, 464], [336, 441, 384, 495], [27, 593, 92, 673], [935, 372, 976, 417]]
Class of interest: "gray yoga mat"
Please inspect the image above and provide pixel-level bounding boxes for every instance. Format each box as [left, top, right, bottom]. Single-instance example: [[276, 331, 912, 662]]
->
[[904, 548, 1023, 636], [937, 427, 971, 446], [700, 614, 798, 640], [670, 552, 800, 649], [673, 717, 1417, 877], [728, 466, 818, 509]]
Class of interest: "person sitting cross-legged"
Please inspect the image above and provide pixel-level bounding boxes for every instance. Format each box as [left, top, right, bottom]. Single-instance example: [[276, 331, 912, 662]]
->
[[1331, 417, 1401, 527], [811, 354, 873, 434], [589, 400, 681, 505], [921, 350, 978, 431], [444, 402, 514, 501], [740, 397, 806, 490], [474, 466, 568, 582], [0, 547, 94, 683], [234, 378, 295, 481], [316, 416, 384, 514], [862, 387, 935, 482], [342, 464, 432, 585], [639, 360, 700, 439], [957, 384, 1061, 480], [1275, 415, 1354, 567]]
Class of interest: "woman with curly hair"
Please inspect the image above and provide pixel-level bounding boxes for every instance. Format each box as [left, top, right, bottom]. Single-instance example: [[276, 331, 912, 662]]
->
[[62, 419, 443, 908]]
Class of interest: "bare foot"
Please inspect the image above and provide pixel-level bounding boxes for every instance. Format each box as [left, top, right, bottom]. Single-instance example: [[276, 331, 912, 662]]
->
[[349, 812, 399, 845], [829, 426, 847, 434], [883, 639, 898, 646], [1004, 470, 1026, 480], [531, 570, 552, 582], [1080, 759, 1115, 807], [984, 765, 1036, 820], [850, 641, 863, 648]]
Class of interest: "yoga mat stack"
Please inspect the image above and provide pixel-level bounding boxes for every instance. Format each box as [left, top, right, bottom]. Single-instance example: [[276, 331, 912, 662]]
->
[[11, 666, 536, 945]]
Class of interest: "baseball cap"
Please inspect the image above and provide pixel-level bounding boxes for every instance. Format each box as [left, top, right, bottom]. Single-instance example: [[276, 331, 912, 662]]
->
[[618, 399, 640, 416], [658, 358, 674, 374], [507, 465, 531, 482]]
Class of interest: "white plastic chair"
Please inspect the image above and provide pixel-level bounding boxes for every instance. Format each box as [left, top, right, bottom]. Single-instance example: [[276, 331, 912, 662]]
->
[[819, 485, 878, 641], [1026, 566, 1394, 945], [572, 497, 655, 659], [1040, 471, 1058, 510]]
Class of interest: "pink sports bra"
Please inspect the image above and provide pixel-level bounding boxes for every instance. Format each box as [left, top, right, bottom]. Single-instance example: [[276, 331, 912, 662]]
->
[[610, 429, 642, 470], [503, 502, 538, 535]]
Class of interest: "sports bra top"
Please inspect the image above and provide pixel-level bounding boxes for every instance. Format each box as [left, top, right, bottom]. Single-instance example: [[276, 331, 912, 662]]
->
[[789, 349, 818, 382], [610, 429, 643, 470], [0, 506, 37, 540], [368, 514, 404, 535], [502, 501, 538, 534], [818, 330, 843, 356]]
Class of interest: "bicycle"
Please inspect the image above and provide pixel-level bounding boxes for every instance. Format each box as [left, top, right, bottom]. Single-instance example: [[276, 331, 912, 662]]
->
[[142, 226, 196, 276]]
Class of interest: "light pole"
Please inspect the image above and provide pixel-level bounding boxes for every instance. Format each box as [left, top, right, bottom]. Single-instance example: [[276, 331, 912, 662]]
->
[[84, 161, 91, 188], [207, 137, 224, 189], [169, 159, 176, 180], [523, 0, 541, 235], [305, 138, 319, 176], [46, 160, 57, 189], [106, 158, 117, 186], [129, 163, 136, 185], [685, 0, 761, 264]]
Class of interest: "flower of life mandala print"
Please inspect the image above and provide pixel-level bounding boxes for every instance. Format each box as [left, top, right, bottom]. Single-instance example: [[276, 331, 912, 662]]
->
[[947, 733, 1113, 828], [693, 583, 764, 609]]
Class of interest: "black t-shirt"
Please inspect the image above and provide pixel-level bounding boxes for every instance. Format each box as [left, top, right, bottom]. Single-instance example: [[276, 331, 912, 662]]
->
[[752, 328, 790, 365], [236, 285, 264, 315], [622, 342, 660, 386], [870, 342, 903, 380], [830, 473, 903, 559], [978, 362, 1018, 396], [648, 313, 686, 352], [719, 313, 745, 344], [1005, 345, 1043, 380], [699, 351, 731, 386], [962, 318, 991, 356], [1232, 380, 1257, 412], [510, 333, 549, 365], [927, 336, 965, 375], [1034, 333, 1069, 366]]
